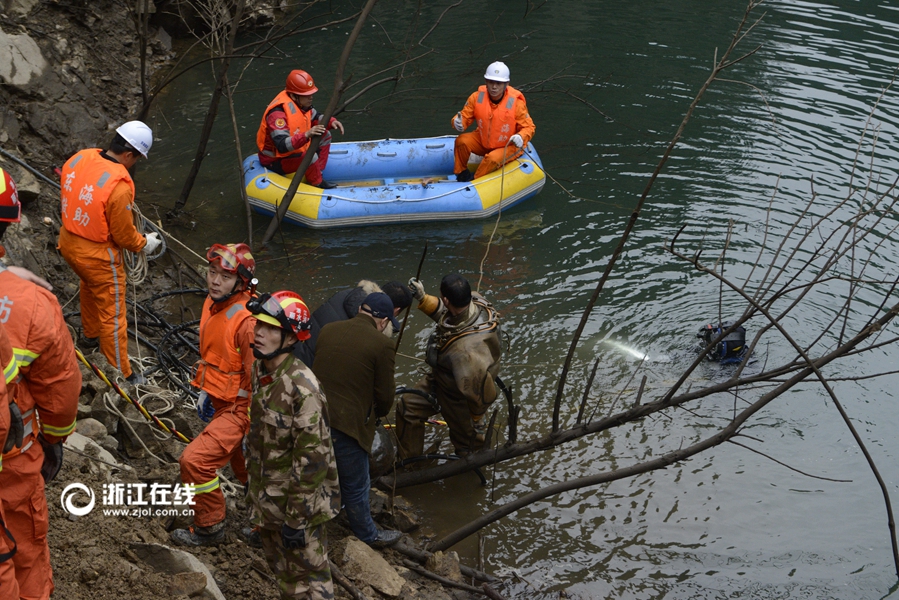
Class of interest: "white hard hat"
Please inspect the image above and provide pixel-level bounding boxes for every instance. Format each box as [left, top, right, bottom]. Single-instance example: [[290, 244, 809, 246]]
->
[[484, 61, 510, 83], [115, 120, 153, 158]]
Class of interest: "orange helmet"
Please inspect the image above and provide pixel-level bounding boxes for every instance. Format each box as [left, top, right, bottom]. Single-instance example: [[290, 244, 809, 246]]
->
[[247, 290, 312, 341], [0, 168, 21, 223], [286, 69, 318, 96], [206, 243, 256, 284]]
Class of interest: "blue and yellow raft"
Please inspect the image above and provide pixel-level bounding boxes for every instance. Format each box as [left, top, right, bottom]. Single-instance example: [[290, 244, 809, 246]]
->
[[242, 135, 545, 228]]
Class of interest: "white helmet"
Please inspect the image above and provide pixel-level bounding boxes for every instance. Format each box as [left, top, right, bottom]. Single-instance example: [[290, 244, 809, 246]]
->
[[484, 61, 510, 83], [115, 120, 153, 158]]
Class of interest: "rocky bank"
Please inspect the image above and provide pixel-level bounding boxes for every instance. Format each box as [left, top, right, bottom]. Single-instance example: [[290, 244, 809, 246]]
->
[[0, 1, 506, 598]]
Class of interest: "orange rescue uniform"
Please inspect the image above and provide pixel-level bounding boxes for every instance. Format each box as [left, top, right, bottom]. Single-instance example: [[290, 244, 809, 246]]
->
[[180, 291, 254, 527], [453, 85, 536, 179], [0, 324, 20, 599], [57, 149, 146, 378], [0, 268, 82, 600]]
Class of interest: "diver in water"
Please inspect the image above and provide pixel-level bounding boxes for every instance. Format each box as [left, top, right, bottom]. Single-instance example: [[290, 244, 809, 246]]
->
[[696, 321, 748, 365]]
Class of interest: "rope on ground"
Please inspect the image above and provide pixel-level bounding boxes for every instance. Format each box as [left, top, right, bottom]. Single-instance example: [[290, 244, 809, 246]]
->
[[75, 348, 192, 443], [102, 389, 171, 465]]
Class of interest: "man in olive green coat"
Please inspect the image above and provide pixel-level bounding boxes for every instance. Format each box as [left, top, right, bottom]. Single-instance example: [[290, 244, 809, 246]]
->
[[313, 292, 401, 548]]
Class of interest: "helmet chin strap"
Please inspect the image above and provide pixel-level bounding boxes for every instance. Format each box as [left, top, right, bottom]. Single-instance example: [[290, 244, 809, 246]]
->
[[252, 330, 297, 361], [211, 278, 245, 304]]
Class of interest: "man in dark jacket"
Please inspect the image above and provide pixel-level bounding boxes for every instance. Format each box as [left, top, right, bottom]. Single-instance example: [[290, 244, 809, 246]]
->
[[312, 293, 402, 548], [294, 280, 412, 367]]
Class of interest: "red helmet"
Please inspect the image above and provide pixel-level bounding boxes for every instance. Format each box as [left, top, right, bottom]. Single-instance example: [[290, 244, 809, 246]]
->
[[247, 290, 312, 341], [0, 168, 21, 223], [286, 69, 318, 96], [206, 243, 256, 284]]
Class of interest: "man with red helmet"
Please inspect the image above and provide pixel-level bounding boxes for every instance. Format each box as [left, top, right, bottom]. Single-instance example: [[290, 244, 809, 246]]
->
[[57, 121, 162, 385], [0, 167, 82, 598], [171, 243, 257, 546], [245, 290, 340, 599], [256, 69, 345, 189], [451, 61, 536, 182]]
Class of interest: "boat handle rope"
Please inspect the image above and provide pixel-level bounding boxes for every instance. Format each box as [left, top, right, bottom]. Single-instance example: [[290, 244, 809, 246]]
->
[[264, 161, 529, 205]]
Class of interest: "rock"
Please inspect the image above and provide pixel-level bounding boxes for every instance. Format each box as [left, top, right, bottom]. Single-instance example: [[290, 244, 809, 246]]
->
[[5, 0, 41, 17], [76, 403, 93, 420], [425, 551, 463, 584], [11, 169, 40, 204], [167, 571, 208, 597], [76, 417, 108, 441], [0, 27, 47, 86], [393, 507, 420, 533], [129, 542, 226, 600], [370, 489, 390, 515], [340, 538, 405, 598], [99, 435, 119, 453], [64, 431, 127, 474], [90, 389, 120, 435]]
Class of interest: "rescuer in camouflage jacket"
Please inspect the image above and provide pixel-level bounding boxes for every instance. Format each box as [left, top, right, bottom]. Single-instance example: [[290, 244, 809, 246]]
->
[[245, 290, 340, 600]]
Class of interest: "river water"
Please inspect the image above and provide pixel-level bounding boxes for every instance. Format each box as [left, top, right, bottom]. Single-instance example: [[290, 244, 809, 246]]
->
[[142, 1, 899, 597]]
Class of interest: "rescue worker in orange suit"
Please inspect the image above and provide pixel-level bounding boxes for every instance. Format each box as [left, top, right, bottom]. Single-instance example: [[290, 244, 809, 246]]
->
[[0, 322, 22, 599], [452, 61, 536, 183], [171, 243, 257, 546], [57, 121, 162, 386], [257, 69, 345, 189], [0, 167, 82, 599]]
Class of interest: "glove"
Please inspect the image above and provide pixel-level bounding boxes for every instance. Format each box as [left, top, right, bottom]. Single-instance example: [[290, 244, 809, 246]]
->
[[38, 434, 63, 483], [471, 413, 487, 444], [281, 523, 306, 549], [509, 134, 523, 148], [144, 232, 161, 254], [408, 278, 426, 301], [3, 402, 24, 453], [196, 392, 215, 423], [453, 113, 464, 132]]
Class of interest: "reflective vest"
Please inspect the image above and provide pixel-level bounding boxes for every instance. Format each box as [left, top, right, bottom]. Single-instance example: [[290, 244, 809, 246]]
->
[[473, 85, 525, 150], [192, 292, 253, 403], [0, 269, 80, 462], [60, 149, 135, 243], [256, 91, 315, 158], [0, 325, 14, 472]]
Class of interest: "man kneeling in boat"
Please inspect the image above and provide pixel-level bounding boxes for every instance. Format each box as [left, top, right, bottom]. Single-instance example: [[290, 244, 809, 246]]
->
[[451, 61, 536, 183], [257, 69, 344, 190]]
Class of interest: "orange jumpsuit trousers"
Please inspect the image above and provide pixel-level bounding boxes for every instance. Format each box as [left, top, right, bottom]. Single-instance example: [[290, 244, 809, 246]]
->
[[60, 244, 133, 378], [453, 132, 523, 180], [179, 399, 249, 527], [0, 447, 50, 599]]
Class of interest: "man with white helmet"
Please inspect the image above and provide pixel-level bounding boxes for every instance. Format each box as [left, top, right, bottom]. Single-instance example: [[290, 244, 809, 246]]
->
[[57, 121, 162, 385], [451, 61, 536, 182], [257, 69, 345, 189]]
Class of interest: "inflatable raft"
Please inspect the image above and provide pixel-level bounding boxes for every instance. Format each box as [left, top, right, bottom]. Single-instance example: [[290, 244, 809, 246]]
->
[[243, 135, 545, 228]]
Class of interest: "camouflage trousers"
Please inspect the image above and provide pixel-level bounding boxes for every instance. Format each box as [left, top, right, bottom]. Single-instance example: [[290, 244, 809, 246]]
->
[[259, 523, 333, 600]]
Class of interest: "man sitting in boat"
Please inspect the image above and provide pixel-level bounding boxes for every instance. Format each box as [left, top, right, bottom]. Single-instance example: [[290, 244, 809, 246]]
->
[[256, 69, 344, 189], [451, 61, 536, 183]]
